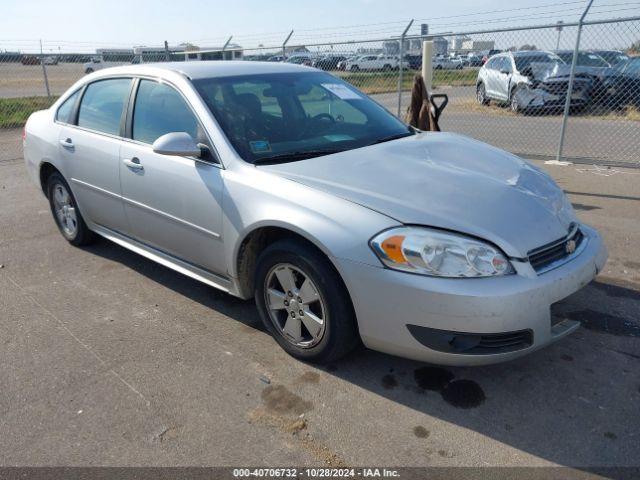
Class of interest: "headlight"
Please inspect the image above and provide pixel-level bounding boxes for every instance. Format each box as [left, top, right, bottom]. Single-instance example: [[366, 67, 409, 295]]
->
[[370, 227, 514, 278]]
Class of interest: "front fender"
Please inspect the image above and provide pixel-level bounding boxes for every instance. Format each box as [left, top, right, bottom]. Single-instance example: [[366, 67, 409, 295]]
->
[[220, 166, 398, 281]]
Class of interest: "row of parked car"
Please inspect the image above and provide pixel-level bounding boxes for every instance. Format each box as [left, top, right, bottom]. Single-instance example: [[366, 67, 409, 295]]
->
[[475, 49, 639, 113], [262, 53, 477, 72]]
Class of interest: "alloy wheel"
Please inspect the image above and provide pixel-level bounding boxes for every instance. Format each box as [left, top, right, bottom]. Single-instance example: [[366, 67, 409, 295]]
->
[[264, 263, 327, 348], [52, 183, 78, 238]]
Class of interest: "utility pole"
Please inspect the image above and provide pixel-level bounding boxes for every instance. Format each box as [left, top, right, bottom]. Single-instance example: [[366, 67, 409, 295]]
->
[[164, 40, 170, 62], [555, 21, 564, 50], [556, 1, 593, 162], [39, 39, 51, 98], [397, 19, 414, 117], [282, 30, 294, 60], [222, 36, 233, 61]]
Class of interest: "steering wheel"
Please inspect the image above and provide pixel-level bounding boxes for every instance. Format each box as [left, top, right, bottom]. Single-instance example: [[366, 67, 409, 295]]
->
[[311, 113, 336, 124], [300, 113, 336, 137]]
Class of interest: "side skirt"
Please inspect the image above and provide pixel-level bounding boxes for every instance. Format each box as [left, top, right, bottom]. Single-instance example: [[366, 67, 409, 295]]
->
[[92, 224, 239, 296]]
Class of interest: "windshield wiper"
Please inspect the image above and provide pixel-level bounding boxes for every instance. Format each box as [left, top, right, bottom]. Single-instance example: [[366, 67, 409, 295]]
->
[[253, 149, 344, 165], [367, 131, 414, 146]]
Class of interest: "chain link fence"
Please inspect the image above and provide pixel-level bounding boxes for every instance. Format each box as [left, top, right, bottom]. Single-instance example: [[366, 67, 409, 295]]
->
[[1, 16, 639, 165]]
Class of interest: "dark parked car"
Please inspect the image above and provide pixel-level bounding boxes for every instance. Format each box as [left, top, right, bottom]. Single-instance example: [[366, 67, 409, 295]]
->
[[598, 57, 640, 108], [467, 55, 483, 67], [21, 55, 41, 65], [481, 49, 502, 65], [592, 50, 629, 66], [312, 56, 347, 70], [403, 54, 422, 70], [554, 50, 613, 100]]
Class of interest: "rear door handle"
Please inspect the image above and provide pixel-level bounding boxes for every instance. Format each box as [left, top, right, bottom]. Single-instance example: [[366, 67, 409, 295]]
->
[[122, 157, 144, 171], [59, 138, 74, 148]]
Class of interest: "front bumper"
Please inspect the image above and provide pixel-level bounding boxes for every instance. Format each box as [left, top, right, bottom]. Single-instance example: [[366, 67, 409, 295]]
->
[[515, 86, 590, 109], [336, 224, 607, 366]]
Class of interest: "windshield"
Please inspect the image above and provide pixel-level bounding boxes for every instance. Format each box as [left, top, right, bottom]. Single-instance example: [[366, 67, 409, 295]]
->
[[557, 52, 609, 67], [598, 51, 629, 65], [514, 54, 559, 72], [193, 71, 412, 163]]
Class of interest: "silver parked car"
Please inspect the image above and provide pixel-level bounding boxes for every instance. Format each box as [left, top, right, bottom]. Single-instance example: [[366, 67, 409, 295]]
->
[[23, 62, 607, 366], [476, 51, 593, 112]]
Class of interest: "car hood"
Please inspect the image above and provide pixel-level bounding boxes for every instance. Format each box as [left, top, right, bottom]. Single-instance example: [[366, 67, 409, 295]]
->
[[261, 133, 576, 258], [528, 62, 593, 82]]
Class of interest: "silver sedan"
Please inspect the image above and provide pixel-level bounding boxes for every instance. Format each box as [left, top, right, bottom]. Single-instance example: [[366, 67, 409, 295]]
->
[[23, 61, 607, 365]]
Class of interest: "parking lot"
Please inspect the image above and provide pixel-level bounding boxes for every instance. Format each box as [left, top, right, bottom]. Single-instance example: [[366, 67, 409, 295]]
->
[[1, 154, 638, 468], [2, 60, 640, 166]]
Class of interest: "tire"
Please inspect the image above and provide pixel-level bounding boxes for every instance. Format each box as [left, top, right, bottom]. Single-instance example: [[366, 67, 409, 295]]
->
[[476, 83, 490, 105], [382, 64, 392, 71], [85, 68, 93, 74], [510, 86, 522, 113], [47, 172, 96, 246], [254, 239, 359, 363], [350, 65, 359, 72]]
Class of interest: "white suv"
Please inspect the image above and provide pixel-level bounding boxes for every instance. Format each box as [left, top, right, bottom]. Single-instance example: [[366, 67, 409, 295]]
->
[[476, 50, 592, 112]]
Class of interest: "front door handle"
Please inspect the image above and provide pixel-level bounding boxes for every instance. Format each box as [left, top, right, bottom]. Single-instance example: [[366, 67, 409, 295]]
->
[[59, 138, 74, 148], [123, 157, 144, 171]]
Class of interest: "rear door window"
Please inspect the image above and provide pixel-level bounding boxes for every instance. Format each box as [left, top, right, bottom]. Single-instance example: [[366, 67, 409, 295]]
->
[[77, 78, 132, 135]]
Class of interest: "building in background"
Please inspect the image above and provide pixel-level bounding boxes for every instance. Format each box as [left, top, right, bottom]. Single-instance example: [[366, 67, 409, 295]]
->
[[461, 40, 495, 53]]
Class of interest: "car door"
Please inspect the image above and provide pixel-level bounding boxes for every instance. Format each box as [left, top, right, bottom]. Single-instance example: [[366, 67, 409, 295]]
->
[[498, 57, 514, 101], [483, 57, 500, 98], [57, 77, 132, 233], [119, 78, 226, 275]]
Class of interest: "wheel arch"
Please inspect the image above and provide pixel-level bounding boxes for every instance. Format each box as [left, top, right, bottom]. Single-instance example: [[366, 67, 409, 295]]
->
[[232, 222, 344, 300], [38, 161, 61, 195]]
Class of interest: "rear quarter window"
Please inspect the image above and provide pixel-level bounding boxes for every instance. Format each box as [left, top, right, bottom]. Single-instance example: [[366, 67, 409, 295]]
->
[[55, 90, 81, 124]]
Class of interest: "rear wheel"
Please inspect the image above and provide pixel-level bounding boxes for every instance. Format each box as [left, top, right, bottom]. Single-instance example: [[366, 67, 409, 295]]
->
[[254, 239, 359, 363], [47, 172, 95, 246], [476, 83, 490, 105], [350, 64, 360, 72]]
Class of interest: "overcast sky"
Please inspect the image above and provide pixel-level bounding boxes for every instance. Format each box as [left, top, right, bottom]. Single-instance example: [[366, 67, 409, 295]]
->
[[1, 0, 637, 52]]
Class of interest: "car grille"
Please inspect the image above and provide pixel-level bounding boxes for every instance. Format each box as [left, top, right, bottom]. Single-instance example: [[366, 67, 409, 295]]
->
[[406, 325, 534, 355], [528, 226, 584, 273], [472, 330, 534, 354], [542, 79, 589, 95]]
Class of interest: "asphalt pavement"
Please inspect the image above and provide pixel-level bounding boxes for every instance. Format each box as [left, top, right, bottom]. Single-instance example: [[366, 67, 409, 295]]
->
[[0, 156, 638, 469]]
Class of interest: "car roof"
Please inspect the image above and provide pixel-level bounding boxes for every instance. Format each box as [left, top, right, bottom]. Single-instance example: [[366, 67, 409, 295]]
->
[[511, 50, 555, 57], [89, 61, 314, 81]]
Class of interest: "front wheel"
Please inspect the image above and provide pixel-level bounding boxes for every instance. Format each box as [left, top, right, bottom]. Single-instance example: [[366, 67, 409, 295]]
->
[[47, 172, 95, 246], [510, 87, 522, 113], [254, 239, 359, 363]]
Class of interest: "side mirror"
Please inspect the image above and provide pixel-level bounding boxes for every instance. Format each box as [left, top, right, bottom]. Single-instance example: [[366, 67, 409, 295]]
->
[[152, 132, 202, 157], [500, 68, 511, 75]]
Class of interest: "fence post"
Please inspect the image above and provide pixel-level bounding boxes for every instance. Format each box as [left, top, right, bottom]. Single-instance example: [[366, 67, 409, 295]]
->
[[164, 40, 170, 61], [556, 0, 593, 162], [39, 39, 51, 99], [222, 36, 233, 60], [421, 40, 433, 93], [282, 30, 294, 60], [396, 19, 414, 117]]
